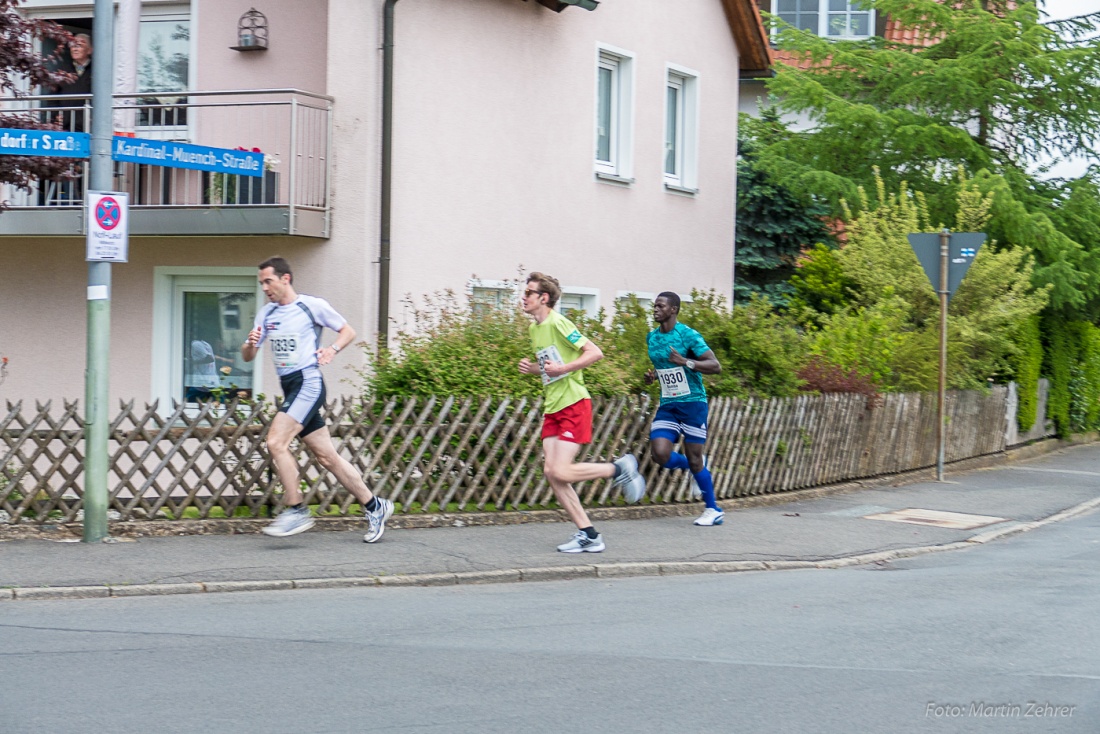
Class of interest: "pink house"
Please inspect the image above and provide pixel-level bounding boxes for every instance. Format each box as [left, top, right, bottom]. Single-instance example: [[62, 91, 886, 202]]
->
[[0, 0, 770, 407]]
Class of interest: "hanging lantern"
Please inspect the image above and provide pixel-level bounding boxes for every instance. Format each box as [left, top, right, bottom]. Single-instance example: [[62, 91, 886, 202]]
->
[[232, 8, 268, 51]]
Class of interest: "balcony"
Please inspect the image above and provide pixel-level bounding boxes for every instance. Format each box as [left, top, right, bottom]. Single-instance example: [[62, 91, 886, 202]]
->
[[0, 88, 332, 239]]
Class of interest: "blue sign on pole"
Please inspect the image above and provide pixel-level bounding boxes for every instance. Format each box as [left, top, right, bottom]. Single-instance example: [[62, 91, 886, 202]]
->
[[0, 128, 91, 157], [112, 136, 265, 177], [907, 232, 987, 298]]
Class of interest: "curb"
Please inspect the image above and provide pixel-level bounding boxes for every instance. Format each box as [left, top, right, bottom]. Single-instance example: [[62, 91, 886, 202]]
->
[[5, 491, 1099, 601]]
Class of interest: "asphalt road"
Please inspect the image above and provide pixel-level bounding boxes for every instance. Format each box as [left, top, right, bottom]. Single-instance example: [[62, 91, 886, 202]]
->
[[3, 511, 1097, 733]]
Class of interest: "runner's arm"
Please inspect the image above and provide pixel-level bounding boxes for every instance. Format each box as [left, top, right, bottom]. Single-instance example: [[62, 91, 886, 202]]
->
[[668, 347, 721, 374], [241, 326, 263, 363], [317, 323, 356, 365], [543, 339, 603, 378]]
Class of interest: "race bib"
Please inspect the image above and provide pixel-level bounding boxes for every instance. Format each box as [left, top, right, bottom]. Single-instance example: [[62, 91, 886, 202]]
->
[[536, 345, 567, 385], [656, 366, 690, 398], [268, 330, 302, 369]]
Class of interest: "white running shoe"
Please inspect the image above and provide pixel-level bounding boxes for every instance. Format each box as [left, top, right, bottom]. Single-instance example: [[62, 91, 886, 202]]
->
[[557, 531, 605, 553], [261, 506, 315, 537], [612, 454, 646, 504], [363, 497, 394, 543], [693, 507, 725, 526]]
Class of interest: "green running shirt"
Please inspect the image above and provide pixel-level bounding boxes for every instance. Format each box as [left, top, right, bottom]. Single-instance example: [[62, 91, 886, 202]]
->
[[529, 310, 591, 414]]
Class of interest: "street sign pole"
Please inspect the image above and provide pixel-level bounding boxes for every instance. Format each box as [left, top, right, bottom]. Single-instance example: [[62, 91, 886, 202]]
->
[[937, 228, 949, 482], [907, 230, 986, 484], [84, 0, 115, 542]]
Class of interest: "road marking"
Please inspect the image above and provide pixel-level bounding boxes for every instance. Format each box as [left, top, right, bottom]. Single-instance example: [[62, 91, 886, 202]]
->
[[862, 508, 1008, 529], [1006, 467, 1100, 477]]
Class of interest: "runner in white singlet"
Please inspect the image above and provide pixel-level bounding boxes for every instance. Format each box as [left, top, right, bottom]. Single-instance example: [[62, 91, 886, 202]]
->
[[241, 257, 394, 542]]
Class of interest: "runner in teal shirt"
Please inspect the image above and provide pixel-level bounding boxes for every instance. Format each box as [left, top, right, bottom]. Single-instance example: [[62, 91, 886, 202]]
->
[[644, 292, 725, 526]]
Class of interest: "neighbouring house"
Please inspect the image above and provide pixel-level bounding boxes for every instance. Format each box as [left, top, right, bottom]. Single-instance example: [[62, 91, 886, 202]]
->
[[740, 0, 949, 117], [0, 0, 770, 408]]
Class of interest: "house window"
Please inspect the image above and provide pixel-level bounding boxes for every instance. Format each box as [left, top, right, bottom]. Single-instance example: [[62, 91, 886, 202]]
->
[[153, 268, 260, 409], [595, 46, 635, 181], [25, 2, 192, 128], [471, 286, 514, 315], [776, 0, 873, 39], [557, 287, 600, 318], [137, 16, 191, 128], [469, 279, 518, 315], [664, 66, 699, 192], [616, 291, 656, 313]]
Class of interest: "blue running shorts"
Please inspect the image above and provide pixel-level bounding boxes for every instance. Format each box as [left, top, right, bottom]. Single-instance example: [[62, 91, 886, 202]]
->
[[650, 400, 708, 444]]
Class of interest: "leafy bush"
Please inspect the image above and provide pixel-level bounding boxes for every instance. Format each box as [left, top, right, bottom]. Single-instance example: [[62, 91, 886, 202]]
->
[[362, 288, 634, 399], [1010, 314, 1042, 430], [1044, 315, 1073, 436], [789, 173, 1049, 393], [797, 356, 878, 399], [788, 243, 855, 324], [1068, 322, 1100, 432], [682, 291, 805, 398], [804, 294, 909, 388]]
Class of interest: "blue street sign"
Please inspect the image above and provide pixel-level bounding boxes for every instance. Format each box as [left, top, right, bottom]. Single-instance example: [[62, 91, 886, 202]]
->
[[112, 136, 264, 177], [0, 128, 90, 157]]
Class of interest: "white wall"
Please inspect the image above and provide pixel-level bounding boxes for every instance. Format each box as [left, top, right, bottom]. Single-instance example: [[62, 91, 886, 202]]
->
[[0, 0, 743, 405], [382, 0, 740, 332]]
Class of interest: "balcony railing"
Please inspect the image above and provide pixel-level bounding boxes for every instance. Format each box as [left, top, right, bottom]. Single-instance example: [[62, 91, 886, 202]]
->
[[0, 88, 333, 238]]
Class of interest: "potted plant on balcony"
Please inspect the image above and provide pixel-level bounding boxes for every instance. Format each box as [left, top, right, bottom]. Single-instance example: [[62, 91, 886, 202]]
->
[[206, 147, 278, 205]]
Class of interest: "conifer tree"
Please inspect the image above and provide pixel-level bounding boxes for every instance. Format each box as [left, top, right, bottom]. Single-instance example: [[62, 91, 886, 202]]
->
[[753, 0, 1100, 316]]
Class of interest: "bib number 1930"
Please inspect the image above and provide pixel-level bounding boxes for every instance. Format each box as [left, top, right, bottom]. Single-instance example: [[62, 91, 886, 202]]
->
[[656, 366, 690, 398]]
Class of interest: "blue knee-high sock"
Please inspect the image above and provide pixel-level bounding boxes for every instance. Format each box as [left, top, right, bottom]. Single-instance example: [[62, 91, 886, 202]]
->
[[693, 467, 719, 510], [661, 452, 690, 471]]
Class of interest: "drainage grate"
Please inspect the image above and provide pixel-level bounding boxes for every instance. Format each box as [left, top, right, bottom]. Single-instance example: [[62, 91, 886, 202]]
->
[[861, 508, 1008, 530]]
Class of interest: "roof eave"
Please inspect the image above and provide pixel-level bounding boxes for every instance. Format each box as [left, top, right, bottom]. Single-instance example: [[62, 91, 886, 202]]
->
[[721, 0, 773, 73]]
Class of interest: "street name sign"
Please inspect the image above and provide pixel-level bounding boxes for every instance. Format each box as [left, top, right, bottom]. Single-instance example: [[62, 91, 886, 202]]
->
[[0, 128, 90, 157], [112, 136, 265, 177]]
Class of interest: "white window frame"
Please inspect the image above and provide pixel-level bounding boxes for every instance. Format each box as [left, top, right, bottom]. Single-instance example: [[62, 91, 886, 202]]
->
[[774, 0, 874, 40], [23, 2, 196, 141], [467, 278, 520, 313], [594, 44, 635, 183], [556, 287, 600, 318], [664, 64, 700, 194], [152, 266, 262, 412], [615, 290, 657, 312]]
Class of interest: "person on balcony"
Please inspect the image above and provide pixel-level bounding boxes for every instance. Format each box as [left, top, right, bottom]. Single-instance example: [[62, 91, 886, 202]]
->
[[46, 33, 93, 132]]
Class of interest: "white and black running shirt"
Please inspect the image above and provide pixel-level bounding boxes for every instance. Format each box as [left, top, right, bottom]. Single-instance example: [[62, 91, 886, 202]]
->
[[253, 295, 346, 377]]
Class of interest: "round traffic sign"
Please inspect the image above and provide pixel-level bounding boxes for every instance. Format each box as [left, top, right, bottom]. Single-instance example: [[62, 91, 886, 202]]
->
[[94, 196, 121, 230]]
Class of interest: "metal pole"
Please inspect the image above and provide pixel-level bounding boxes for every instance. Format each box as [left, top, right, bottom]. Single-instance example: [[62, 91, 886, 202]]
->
[[287, 97, 298, 234], [379, 0, 400, 349], [936, 228, 949, 482], [84, 0, 115, 542]]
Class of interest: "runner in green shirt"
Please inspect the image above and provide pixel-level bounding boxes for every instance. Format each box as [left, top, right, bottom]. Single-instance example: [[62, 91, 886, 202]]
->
[[518, 272, 646, 553]]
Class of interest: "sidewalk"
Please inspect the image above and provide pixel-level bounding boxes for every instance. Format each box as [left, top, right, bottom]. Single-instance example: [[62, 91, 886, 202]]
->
[[3, 441, 1100, 600]]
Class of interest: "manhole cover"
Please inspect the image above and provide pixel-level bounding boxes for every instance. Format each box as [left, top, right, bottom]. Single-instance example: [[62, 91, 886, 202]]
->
[[862, 508, 1008, 530]]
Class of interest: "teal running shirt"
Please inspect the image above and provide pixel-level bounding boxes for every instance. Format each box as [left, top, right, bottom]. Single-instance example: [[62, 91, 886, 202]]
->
[[647, 322, 710, 404]]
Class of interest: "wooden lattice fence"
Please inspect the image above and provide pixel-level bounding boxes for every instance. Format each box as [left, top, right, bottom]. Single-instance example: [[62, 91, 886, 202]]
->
[[0, 387, 1010, 525]]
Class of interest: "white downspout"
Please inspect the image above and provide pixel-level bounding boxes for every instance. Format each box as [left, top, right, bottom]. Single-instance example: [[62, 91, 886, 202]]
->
[[113, 0, 141, 135]]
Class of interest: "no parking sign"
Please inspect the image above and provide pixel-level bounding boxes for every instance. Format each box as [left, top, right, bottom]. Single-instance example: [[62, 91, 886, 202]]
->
[[86, 191, 129, 262]]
